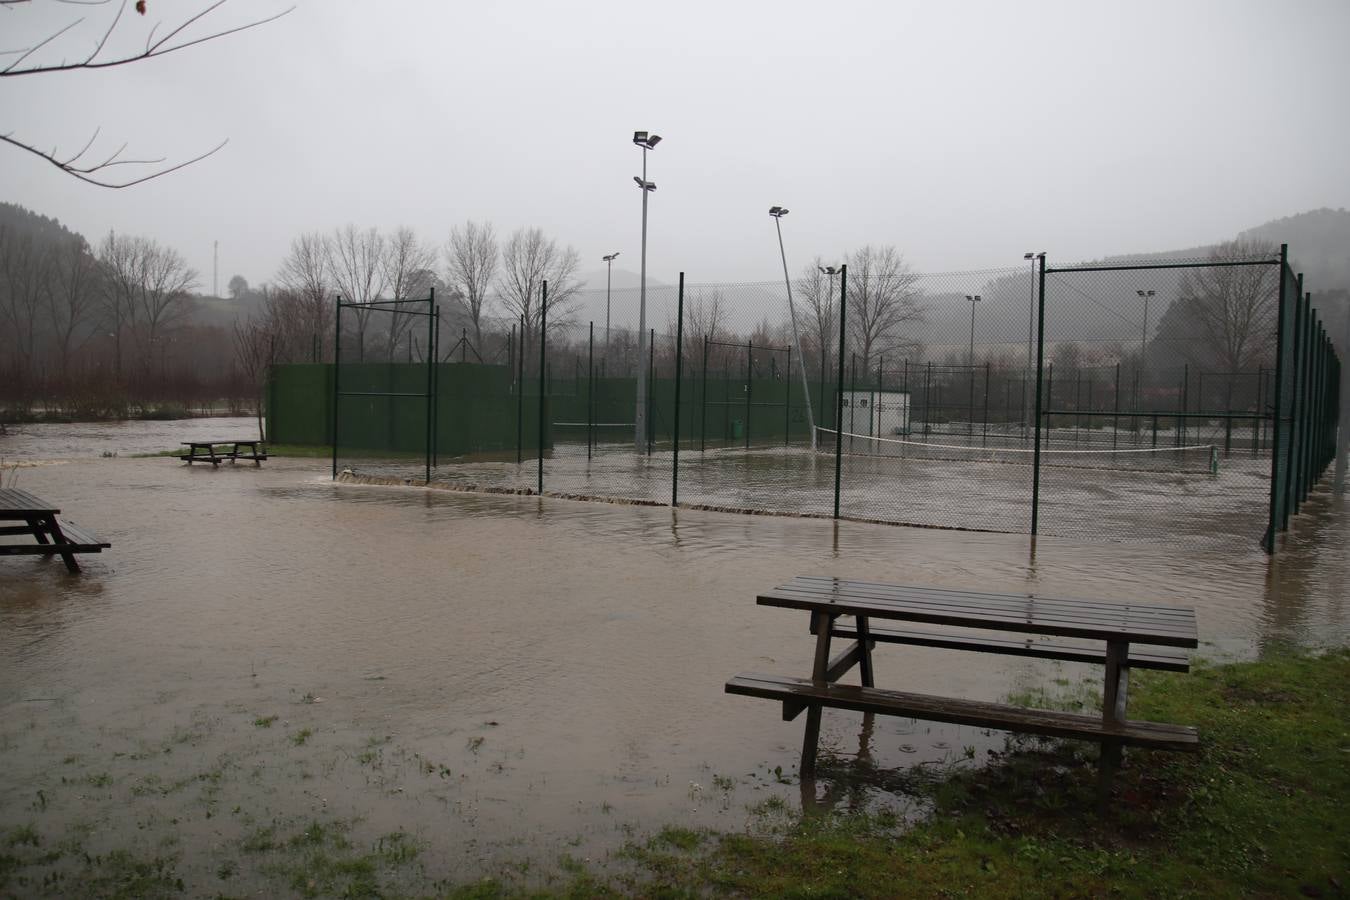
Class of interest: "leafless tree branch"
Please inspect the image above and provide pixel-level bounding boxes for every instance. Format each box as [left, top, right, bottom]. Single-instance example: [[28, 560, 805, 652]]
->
[[0, 131, 226, 187], [1, 0, 294, 77]]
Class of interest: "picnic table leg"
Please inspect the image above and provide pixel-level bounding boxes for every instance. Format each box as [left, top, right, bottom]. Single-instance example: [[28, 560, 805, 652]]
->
[[800, 610, 835, 778], [36, 515, 79, 573], [1099, 639, 1129, 801], [855, 615, 875, 688]]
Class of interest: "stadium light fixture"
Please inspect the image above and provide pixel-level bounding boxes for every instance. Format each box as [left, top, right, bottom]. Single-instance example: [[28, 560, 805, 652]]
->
[[632, 129, 661, 452]]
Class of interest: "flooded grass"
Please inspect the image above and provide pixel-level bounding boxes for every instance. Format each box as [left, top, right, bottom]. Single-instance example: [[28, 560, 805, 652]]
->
[[561, 650, 1350, 898]]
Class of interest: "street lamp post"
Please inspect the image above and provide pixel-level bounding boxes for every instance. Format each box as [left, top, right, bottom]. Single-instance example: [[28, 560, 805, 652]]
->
[[1023, 251, 1044, 439], [602, 251, 620, 358], [965, 294, 981, 438], [1136, 289, 1155, 410], [632, 130, 661, 453], [769, 206, 817, 447]]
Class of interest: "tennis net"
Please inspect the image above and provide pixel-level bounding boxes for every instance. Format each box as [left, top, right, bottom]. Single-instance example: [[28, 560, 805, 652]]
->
[[814, 428, 1219, 475]]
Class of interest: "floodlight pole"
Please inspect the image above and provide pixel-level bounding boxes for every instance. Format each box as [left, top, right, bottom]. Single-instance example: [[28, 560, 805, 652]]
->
[[632, 132, 660, 454], [602, 252, 620, 357], [770, 207, 816, 447]]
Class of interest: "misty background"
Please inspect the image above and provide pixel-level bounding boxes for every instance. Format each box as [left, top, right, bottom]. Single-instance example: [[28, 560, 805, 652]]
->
[[3, 0, 1348, 289]]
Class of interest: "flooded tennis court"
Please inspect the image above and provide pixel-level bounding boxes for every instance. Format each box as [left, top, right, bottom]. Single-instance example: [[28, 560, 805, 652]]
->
[[1, 418, 1345, 893]]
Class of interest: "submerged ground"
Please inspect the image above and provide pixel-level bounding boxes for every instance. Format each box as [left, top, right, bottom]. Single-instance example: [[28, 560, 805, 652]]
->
[[0, 419, 1345, 896]]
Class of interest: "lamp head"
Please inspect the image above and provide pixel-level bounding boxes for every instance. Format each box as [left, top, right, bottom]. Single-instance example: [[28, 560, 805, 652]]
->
[[769, 206, 788, 217], [1024, 252, 1034, 260], [632, 131, 648, 145], [603, 252, 620, 262]]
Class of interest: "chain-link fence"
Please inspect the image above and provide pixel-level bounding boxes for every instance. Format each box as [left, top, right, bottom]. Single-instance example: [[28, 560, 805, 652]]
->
[[269, 246, 1341, 552]]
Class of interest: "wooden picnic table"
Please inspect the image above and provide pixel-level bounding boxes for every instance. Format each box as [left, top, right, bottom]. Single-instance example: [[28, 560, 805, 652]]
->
[[179, 439, 268, 467], [726, 575, 1200, 795], [0, 487, 110, 573]]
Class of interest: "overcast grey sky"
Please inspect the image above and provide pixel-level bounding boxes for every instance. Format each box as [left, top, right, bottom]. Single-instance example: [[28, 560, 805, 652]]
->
[[3, 0, 1348, 292]]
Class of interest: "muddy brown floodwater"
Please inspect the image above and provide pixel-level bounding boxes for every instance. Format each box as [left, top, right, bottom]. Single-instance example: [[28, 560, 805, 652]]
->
[[0, 419, 1346, 894]]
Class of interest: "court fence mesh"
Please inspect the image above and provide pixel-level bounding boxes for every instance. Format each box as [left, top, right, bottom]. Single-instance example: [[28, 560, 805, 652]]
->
[[266, 245, 1341, 551]]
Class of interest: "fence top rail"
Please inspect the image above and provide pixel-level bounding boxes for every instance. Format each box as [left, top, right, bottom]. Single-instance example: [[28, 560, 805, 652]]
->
[[337, 297, 435, 311], [704, 338, 791, 352], [1046, 257, 1280, 275]]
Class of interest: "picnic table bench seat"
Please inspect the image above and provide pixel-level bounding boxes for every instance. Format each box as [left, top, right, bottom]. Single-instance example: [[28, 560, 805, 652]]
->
[[726, 673, 1199, 751]]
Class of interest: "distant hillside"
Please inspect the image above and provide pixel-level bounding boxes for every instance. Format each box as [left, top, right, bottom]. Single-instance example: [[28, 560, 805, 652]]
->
[[0, 201, 86, 248]]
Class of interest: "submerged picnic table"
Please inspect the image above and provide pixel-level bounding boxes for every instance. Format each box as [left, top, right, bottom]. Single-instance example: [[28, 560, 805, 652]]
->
[[726, 576, 1200, 794], [179, 439, 268, 466], [0, 487, 110, 573]]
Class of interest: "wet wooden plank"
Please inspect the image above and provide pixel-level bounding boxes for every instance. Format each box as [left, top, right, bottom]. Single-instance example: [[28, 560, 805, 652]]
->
[[823, 621, 1191, 671], [777, 578, 1196, 630], [725, 672, 1199, 751], [762, 584, 1197, 646]]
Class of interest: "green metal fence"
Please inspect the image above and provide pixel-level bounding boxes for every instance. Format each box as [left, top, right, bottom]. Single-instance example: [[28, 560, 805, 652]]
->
[[268, 249, 1341, 553]]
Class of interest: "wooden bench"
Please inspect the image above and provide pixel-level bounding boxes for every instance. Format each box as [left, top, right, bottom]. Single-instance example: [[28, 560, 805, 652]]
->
[[726, 576, 1200, 794], [0, 487, 111, 573], [179, 440, 268, 467]]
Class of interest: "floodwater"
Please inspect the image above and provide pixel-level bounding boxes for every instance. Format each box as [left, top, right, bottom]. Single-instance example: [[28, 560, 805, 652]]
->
[[0, 420, 1345, 894], [381, 435, 1271, 545]]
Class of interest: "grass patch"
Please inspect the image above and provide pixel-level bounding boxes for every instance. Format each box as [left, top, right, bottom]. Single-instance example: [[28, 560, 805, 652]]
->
[[253, 715, 279, 728], [609, 649, 1349, 898]]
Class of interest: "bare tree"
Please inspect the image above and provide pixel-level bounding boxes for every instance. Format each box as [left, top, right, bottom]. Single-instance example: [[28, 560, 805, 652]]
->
[[326, 225, 386, 362], [44, 235, 100, 377], [445, 221, 498, 351], [381, 226, 436, 360], [232, 315, 275, 440], [795, 259, 837, 381], [1173, 238, 1281, 371], [0, 226, 49, 377], [847, 245, 924, 371], [683, 288, 730, 342], [96, 230, 143, 379], [134, 240, 198, 372], [1, 0, 293, 188], [497, 227, 582, 341], [276, 231, 331, 362]]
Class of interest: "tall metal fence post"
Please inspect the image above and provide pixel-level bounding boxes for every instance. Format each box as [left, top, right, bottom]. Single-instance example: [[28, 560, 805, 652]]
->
[[784, 345, 793, 446], [537, 282, 547, 494], [516, 314, 525, 465], [700, 336, 709, 452], [744, 338, 753, 450], [432, 301, 441, 468], [1285, 279, 1305, 522], [331, 297, 342, 479], [832, 265, 847, 519], [982, 362, 990, 447], [672, 273, 685, 506], [1338, 306, 1350, 493], [1264, 248, 1290, 551], [1030, 255, 1048, 537], [425, 292, 435, 483], [587, 322, 594, 460], [647, 328, 655, 455]]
